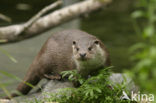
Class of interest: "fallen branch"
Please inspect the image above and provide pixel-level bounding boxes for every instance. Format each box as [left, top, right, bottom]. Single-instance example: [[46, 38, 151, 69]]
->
[[0, 0, 112, 44]]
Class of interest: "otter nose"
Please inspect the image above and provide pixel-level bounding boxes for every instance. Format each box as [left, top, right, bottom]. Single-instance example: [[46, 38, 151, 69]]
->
[[80, 53, 86, 58]]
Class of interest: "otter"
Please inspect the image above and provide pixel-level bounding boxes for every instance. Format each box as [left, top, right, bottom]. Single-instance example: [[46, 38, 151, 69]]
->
[[5, 29, 110, 99]]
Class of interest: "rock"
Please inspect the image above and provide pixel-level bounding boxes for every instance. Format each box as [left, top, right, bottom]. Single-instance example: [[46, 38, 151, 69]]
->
[[0, 99, 11, 103], [109, 73, 139, 100], [10, 80, 74, 103], [7, 73, 138, 103], [109, 73, 138, 93]]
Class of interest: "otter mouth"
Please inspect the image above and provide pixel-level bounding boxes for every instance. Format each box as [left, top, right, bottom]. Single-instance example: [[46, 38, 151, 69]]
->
[[78, 57, 88, 61], [81, 58, 87, 61]]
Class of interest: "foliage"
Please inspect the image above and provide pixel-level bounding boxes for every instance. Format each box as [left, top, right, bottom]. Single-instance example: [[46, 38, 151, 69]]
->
[[0, 47, 17, 63], [0, 48, 18, 97], [125, 0, 156, 96], [34, 67, 132, 103]]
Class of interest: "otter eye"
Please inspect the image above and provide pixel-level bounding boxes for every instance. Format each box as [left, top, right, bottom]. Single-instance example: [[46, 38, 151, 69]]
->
[[88, 47, 92, 51], [76, 48, 79, 51], [73, 41, 76, 45], [94, 40, 99, 44]]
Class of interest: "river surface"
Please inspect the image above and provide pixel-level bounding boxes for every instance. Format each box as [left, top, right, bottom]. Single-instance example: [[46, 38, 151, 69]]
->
[[0, 0, 138, 96]]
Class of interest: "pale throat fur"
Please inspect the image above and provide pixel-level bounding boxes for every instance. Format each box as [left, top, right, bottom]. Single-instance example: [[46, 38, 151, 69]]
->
[[72, 40, 106, 76]]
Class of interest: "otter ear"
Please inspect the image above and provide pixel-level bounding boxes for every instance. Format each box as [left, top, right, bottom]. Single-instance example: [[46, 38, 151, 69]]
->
[[73, 41, 76, 45], [94, 40, 99, 45]]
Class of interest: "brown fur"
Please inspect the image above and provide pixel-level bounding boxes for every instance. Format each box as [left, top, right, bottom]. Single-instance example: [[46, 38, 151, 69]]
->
[[4, 29, 110, 99]]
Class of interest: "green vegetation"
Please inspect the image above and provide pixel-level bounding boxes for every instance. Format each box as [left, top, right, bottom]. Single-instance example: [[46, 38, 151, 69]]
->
[[82, 0, 156, 102], [0, 48, 17, 63], [125, 0, 156, 96], [0, 48, 17, 97], [31, 67, 133, 103]]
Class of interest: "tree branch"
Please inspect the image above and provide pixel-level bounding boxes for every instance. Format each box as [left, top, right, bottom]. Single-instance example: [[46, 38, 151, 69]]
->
[[0, 0, 62, 43], [0, 0, 112, 44], [23, 0, 62, 33]]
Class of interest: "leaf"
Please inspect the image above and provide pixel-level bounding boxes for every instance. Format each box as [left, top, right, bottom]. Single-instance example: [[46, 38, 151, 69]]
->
[[0, 70, 34, 88], [85, 92, 89, 97], [68, 74, 74, 80], [79, 79, 84, 84], [90, 90, 94, 97], [95, 88, 102, 93], [143, 25, 154, 38], [0, 47, 17, 63], [61, 71, 69, 78], [131, 10, 145, 18], [129, 43, 146, 53], [0, 82, 12, 99]]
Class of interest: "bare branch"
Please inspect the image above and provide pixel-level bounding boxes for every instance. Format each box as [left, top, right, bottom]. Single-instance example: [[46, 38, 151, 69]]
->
[[0, 0, 112, 44], [0, 13, 12, 23], [0, 0, 62, 43], [23, 0, 62, 33]]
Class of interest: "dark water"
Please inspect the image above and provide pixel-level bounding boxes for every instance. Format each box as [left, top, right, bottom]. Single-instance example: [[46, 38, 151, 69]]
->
[[81, 0, 138, 71], [0, 0, 138, 96]]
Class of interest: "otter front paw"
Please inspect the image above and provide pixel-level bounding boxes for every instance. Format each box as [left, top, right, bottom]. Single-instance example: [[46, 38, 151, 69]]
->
[[44, 74, 61, 80]]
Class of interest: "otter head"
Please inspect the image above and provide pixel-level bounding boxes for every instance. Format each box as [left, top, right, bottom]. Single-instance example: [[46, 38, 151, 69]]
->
[[72, 39, 103, 61], [72, 38, 107, 77]]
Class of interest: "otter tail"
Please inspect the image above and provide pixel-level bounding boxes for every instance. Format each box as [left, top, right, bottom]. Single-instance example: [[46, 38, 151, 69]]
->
[[4, 73, 41, 99]]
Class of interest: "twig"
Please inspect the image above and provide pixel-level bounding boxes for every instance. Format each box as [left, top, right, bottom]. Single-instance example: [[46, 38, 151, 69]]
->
[[0, 13, 12, 23], [22, 0, 63, 33]]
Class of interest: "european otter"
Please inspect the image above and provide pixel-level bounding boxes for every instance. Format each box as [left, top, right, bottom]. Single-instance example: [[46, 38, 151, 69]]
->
[[5, 29, 110, 99]]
